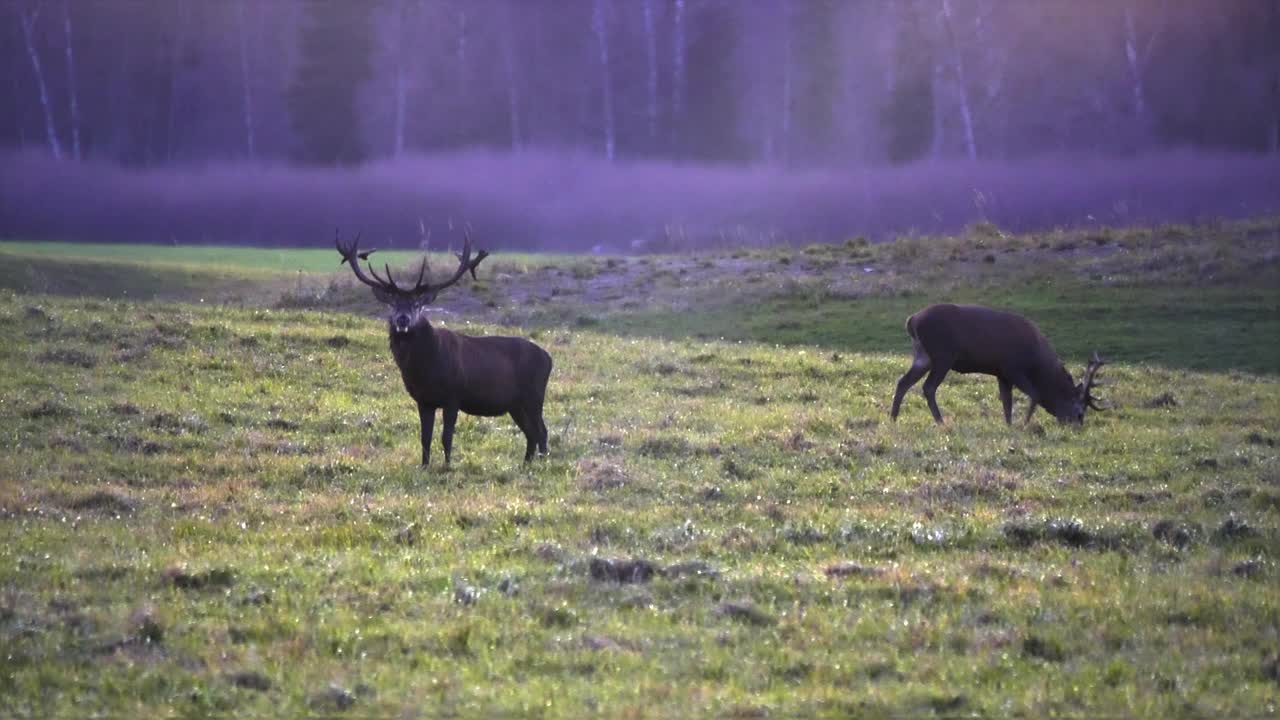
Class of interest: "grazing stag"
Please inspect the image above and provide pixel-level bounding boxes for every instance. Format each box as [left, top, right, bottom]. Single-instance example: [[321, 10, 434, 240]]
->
[[336, 232, 552, 465], [889, 303, 1107, 425]]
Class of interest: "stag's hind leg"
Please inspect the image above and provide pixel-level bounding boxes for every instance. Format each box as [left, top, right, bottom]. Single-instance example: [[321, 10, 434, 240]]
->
[[921, 365, 951, 424], [530, 396, 549, 456], [890, 340, 932, 421], [441, 406, 459, 465], [533, 359, 552, 457], [509, 409, 538, 463]]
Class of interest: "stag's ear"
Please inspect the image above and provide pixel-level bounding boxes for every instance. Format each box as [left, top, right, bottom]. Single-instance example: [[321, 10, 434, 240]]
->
[[372, 287, 398, 305]]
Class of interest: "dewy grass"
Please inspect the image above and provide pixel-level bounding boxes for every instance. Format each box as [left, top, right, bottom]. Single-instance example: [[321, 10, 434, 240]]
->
[[0, 220, 1278, 717]]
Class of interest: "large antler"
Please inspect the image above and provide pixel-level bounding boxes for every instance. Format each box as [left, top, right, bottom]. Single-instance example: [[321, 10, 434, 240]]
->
[[335, 229, 490, 299], [335, 230, 403, 294], [408, 230, 490, 296], [1082, 351, 1108, 411]]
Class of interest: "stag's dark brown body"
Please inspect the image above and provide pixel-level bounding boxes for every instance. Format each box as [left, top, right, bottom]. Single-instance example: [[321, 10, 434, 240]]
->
[[336, 231, 552, 465], [890, 303, 1106, 425], [391, 324, 551, 464]]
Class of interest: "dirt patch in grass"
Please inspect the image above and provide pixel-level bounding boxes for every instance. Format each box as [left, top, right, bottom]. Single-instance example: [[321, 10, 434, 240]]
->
[[1231, 558, 1266, 579], [715, 601, 775, 627], [39, 348, 97, 368], [53, 489, 139, 516], [1002, 517, 1135, 551], [1212, 516, 1256, 543], [309, 684, 357, 712], [162, 566, 236, 591], [589, 558, 660, 584], [227, 670, 272, 692], [109, 434, 166, 455], [23, 399, 73, 419], [1022, 634, 1068, 662], [1145, 392, 1179, 408], [110, 401, 142, 416], [48, 432, 88, 453], [264, 417, 301, 431], [914, 472, 1019, 504], [825, 561, 887, 579], [636, 435, 704, 459], [1152, 519, 1200, 549], [581, 634, 640, 653], [149, 412, 208, 435], [576, 457, 629, 491]]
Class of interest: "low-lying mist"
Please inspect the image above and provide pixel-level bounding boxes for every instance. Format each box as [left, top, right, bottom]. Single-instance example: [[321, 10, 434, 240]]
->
[[2, 149, 1277, 252]]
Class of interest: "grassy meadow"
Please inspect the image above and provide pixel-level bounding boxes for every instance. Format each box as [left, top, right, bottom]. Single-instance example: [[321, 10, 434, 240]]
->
[[1, 220, 1278, 717]]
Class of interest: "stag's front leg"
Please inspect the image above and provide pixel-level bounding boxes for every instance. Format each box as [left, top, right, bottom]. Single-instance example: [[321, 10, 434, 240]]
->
[[441, 406, 459, 465], [1008, 374, 1040, 424], [417, 403, 436, 467]]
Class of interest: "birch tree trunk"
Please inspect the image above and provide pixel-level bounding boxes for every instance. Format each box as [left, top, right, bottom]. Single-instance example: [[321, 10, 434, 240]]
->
[[11, 72, 29, 144], [236, 0, 256, 160], [1271, 6, 1280, 153], [1123, 1, 1166, 142], [165, 0, 188, 161], [779, 0, 792, 166], [931, 62, 945, 157], [503, 3, 521, 150], [19, 5, 63, 160], [455, 7, 467, 74], [62, 0, 80, 160], [591, 0, 615, 161], [1123, 6, 1147, 125], [642, 0, 658, 142], [1271, 68, 1280, 153], [392, 0, 407, 156], [940, 0, 977, 160], [671, 0, 686, 145]]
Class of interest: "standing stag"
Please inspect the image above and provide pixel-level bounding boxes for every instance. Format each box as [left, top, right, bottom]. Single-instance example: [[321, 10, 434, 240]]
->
[[889, 303, 1108, 425], [336, 232, 552, 465]]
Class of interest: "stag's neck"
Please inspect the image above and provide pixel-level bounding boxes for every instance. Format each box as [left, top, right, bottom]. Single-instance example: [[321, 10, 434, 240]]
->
[[389, 321, 438, 366], [1045, 362, 1076, 395], [1035, 362, 1077, 414]]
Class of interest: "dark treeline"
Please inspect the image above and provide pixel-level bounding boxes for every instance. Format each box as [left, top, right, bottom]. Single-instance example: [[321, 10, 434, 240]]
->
[[5, 0, 1279, 168]]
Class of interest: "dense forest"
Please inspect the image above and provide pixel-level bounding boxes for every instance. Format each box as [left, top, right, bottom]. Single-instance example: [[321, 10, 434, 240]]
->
[[5, 0, 1278, 169]]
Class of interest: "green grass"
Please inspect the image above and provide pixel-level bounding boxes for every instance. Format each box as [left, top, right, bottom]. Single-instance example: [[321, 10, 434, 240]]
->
[[0, 240, 570, 275], [610, 283, 1280, 375], [1, 221, 1278, 717]]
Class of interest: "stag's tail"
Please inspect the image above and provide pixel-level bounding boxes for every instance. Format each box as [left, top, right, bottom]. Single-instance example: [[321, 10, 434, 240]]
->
[[904, 313, 919, 341]]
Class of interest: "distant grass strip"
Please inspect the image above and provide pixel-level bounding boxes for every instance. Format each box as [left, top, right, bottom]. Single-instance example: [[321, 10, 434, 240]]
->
[[0, 240, 570, 275]]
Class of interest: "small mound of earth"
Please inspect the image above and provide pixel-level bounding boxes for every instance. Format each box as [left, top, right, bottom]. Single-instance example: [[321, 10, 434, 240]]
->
[[60, 490, 139, 516], [590, 558, 660, 583], [825, 561, 886, 578]]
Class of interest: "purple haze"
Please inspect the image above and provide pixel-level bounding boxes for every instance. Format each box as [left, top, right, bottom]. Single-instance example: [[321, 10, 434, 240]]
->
[[2, 149, 1278, 252]]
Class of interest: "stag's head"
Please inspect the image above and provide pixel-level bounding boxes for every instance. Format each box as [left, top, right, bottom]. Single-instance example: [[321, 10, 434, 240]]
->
[[1066, 352, 1109, 425], [335, 231, 489, 335]]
